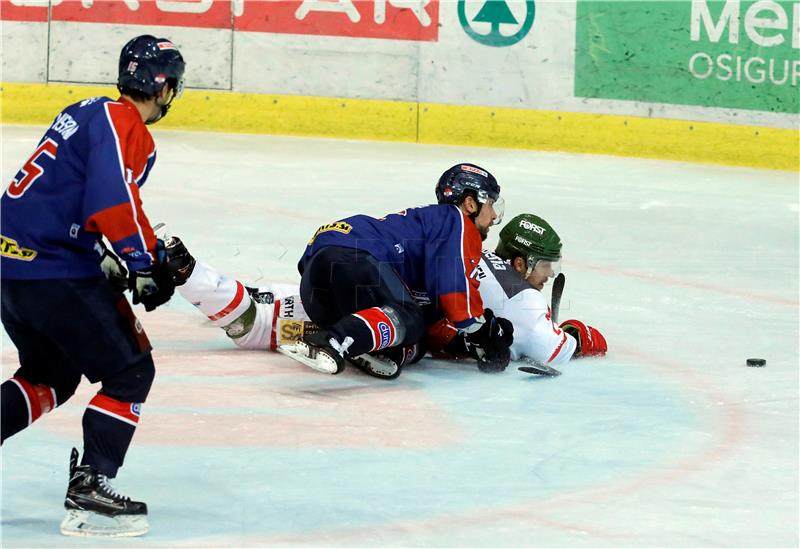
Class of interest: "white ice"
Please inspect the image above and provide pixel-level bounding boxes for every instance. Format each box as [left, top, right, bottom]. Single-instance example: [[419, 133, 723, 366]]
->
[[1, 124, 798, 547]]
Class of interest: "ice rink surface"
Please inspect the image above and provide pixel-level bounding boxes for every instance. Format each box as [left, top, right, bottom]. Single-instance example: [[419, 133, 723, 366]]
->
[[1, 124, 798, 547]]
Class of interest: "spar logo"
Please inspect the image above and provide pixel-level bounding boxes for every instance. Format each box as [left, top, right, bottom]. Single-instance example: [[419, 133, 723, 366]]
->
[[689, 0, 800, 86], [2, 0, 439, 42], [377, 321, 393, 348], [458, 0, 535, 47]]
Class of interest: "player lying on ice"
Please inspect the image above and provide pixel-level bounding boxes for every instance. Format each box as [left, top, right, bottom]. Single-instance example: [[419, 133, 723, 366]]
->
[[153, 212, 604, 379], [428, 212, 607, 376], [161, 163, 515, 379]]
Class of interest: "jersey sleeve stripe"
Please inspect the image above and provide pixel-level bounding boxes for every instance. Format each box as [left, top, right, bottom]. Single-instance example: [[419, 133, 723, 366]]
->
[[547, 333, 568, 363], [103, 102, 153, 262], [208, 280, 246, 321]]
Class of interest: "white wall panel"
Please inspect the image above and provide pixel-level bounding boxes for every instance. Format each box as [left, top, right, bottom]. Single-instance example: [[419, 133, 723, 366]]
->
[[233, 31, 420, 100], [1, 21, 47, 83], [47, 22, 232, 90]]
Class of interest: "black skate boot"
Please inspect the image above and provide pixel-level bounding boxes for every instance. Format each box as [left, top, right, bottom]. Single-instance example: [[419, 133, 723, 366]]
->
[[60, 448, 148, 537], [164, 236, 196, 286], [282, 331, 350, 374]]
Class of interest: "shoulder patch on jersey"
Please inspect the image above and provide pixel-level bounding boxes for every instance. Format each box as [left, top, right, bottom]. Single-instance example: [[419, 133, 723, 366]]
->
[[308, 221, 352, 244]]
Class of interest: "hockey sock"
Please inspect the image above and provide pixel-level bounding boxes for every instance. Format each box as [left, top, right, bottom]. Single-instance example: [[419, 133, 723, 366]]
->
[[1, 378, 57, 443], [330, 306, 405, 358], [82, 393, 141, 478]]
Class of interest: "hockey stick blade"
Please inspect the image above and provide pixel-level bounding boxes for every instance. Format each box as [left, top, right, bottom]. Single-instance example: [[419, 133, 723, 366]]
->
[[550, 273, 565, 324], [518, 363, 562, 377]]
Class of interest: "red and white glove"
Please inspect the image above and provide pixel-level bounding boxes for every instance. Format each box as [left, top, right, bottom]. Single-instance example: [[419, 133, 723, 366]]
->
[[560, 319, 607, 358]]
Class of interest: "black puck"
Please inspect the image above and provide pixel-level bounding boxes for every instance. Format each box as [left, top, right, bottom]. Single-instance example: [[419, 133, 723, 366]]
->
[[746, 358, 766, 367]]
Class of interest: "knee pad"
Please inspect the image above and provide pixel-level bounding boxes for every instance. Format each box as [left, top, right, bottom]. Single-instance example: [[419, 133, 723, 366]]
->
[[101, 355, 155, 403]]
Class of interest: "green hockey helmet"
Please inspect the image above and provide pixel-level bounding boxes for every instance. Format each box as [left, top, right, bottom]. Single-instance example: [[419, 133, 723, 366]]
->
[[495, 213, 562, 275]]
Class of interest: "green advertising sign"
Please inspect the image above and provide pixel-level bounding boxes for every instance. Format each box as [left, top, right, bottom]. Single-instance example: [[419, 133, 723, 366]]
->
[[575, 0, 800, 113]]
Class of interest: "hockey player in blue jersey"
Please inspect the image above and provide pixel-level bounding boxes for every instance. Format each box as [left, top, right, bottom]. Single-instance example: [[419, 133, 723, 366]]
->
[[286, 163, 514, 377], [1, 35, 185, 537]]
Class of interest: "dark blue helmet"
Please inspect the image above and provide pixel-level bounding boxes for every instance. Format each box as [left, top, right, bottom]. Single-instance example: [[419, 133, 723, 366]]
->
[[436, 163, 501, 205], [118, 35, 185, 99], [436, 163, 504, 225]]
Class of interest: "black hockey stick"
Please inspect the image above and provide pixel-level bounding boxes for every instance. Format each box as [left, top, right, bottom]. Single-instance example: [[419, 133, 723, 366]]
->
[[550, 272, 565, 324]]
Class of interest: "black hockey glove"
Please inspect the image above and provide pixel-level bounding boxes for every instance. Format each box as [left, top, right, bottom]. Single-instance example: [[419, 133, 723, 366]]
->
[[464, 309, 514, 373], [130, 240, 176, 312], [96, 241, 128, 294]]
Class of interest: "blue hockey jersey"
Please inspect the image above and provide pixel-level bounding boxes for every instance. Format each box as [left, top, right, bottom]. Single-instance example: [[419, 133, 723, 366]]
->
[[2, 96, 159, 280], [299, 205, 485, 328]]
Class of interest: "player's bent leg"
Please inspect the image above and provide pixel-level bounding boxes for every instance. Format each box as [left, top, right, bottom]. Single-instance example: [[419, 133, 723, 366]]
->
[[347, 301, 426, 379], [61, 356, 154, 538], [82, 355, 154, 477]]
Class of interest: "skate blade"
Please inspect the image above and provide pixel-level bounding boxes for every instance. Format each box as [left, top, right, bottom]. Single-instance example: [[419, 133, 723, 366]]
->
[[350, 355, 400, 379], [277, 343, 343, 374], [60, 509, 148, 537]]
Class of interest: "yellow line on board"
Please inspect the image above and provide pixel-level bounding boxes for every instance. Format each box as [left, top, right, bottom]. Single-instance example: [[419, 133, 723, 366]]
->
[[2, 82, 797, 171]]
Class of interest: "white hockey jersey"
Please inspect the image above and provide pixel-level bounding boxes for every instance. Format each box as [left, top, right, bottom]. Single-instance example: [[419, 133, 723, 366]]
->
[[179, 253, 576, 364], [475, 251, 576, 365]]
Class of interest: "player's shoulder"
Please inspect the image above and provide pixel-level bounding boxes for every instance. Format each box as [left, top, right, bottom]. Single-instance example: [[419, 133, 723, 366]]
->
[[480, 250, 541, 300], [411, 203, 456, 216], [403, 203, 462, 227]]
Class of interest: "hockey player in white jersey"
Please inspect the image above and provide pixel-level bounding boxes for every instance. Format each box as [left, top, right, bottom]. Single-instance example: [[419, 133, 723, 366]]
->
[[163, 237, 422, 379], [163, 211, 604, 376], [435, 213, 606, 366]]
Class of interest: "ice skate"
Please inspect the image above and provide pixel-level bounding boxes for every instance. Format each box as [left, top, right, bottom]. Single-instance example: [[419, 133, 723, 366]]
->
[[349, 353, 402, 380], [60, 448, 148, 538], [278, 331, 349, 374]]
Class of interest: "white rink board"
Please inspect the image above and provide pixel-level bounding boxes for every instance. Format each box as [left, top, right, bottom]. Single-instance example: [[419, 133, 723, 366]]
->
[[2, 1, 797, 128]]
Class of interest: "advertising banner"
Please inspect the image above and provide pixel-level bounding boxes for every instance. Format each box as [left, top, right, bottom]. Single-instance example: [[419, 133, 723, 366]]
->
[[575, 0, 800, 113], [0, 0, 439, 41]]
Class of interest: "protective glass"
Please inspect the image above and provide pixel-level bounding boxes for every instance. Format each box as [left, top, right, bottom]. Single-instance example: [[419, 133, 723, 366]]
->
[[528, 257, 562, 277], [485, 196, 505, 225]]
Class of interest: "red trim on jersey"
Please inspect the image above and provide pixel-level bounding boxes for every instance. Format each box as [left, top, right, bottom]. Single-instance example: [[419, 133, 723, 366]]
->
[[548, 333, 568, 363], [440, 212, 484, 324], [270, 299, 281, 352], [85, 202, 140, 243], [352, 307, 397, 352], [103, 99, 157, 258], [11, 377, 55, 424], [208, 281, 246, 321], [86, 394, 140, 427]]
